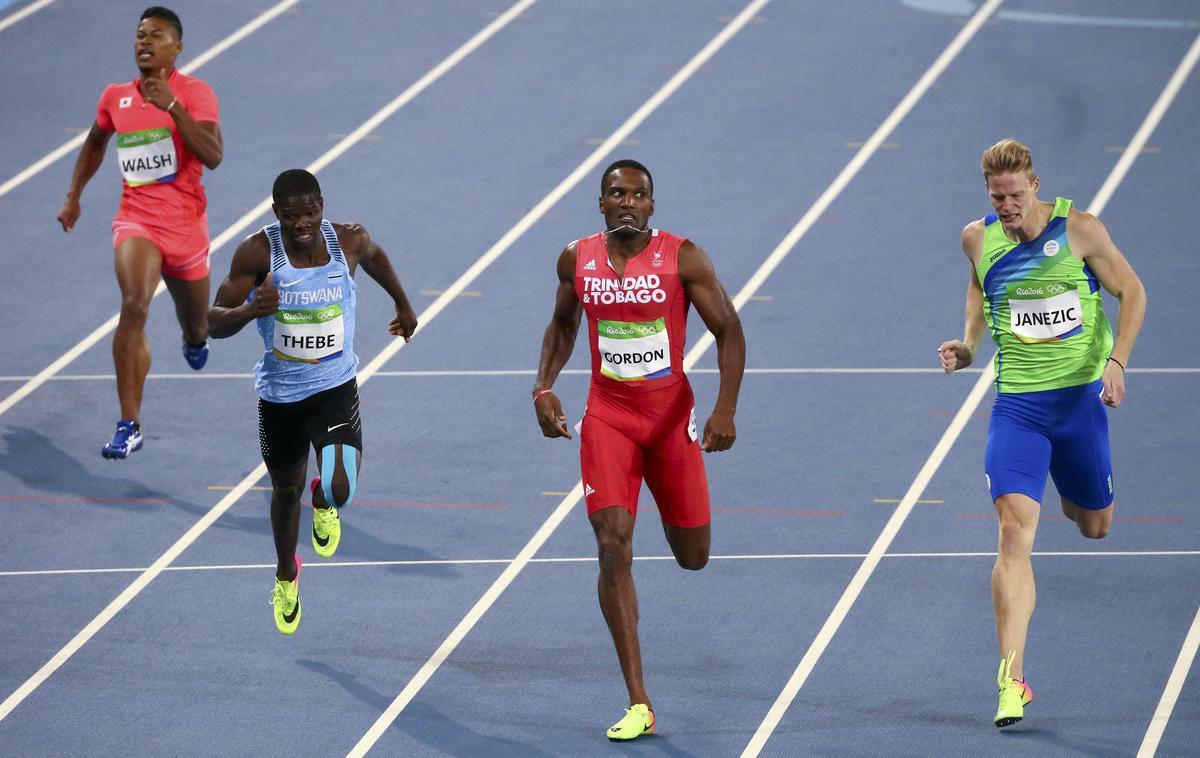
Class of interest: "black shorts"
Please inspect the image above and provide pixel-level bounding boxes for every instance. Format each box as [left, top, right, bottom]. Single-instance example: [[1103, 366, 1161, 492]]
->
[[257, 378, 362, 470]]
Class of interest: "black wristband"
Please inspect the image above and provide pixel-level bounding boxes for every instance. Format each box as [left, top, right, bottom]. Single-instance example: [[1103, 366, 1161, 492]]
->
[[1106, 356, 1126, 372]]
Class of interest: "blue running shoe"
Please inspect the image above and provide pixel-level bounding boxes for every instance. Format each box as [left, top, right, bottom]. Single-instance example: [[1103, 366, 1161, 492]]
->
[[182, 341, 209, 370], [102, 420, 143, 459]]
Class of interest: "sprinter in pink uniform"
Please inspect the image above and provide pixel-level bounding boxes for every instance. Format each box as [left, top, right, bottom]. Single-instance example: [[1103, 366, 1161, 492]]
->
[[533, 160, 745, 740], [58, 7, 223, 459]]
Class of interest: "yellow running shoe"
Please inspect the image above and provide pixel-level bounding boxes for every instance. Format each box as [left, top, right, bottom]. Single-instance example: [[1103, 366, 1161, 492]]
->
[[607, 703, 655, 741], [312, 505, 341, 558], [995, 649, 1034, 727], [271, 556, 302, 635]]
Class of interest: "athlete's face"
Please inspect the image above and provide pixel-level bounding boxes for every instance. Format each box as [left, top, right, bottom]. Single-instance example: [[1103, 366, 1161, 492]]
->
[[986, 172, 1040, 233], [273, 194, 324, 250], [599, 168, 654, 236], [135, 18, 181, 74]]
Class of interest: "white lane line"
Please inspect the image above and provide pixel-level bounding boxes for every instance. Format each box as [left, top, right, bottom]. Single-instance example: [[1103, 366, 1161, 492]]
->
[[1130, 30, 1200, 758], [4, 366, 1197, 382], [345, 2, 773, 754], [4, 549, 1198, 578], [688, 0, 1002, 361], [0, 0, 539, 725], [740, 23, 1200, 758], [0, 0, 535, 420], [738, 0, 1008, 753], [0, 0, 53, 34], [1138, 605, 1200, 757], [0, 0, 303, 199]]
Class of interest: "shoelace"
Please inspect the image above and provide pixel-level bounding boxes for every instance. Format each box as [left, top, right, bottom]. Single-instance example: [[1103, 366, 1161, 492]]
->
[[997, 648, 1017, 689], [616, 706, 647, 728], [313, 509, 332, 536], [269, 580, 295, 611]]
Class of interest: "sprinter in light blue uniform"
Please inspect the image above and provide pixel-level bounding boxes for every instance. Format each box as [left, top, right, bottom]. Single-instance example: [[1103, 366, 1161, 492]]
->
[[208, 169, 417, 635], [254, 217, 358, 402]]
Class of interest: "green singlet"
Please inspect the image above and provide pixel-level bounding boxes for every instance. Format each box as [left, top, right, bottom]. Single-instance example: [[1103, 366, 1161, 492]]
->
[[975, 197, 1113, 393]]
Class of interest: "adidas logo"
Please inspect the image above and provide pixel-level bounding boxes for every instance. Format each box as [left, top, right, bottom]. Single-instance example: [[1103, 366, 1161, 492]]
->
[[583, 259, 597, 271], [584, 483, 595, 496]]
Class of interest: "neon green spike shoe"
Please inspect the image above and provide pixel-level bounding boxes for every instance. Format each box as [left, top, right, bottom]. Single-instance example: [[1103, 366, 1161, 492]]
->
[[312, 504, 341, 558], [995, 649, 1035, 728], [271, 556, 302, 635], [606, 703, 655, 741]]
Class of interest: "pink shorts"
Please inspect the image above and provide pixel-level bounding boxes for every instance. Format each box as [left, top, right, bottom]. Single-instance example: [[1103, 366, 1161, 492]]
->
[[112, 214, 210, 281], [579, 378, 710, 528]]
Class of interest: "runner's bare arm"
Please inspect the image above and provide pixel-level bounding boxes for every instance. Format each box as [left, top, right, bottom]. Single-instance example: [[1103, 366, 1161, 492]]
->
[[142, 68, 222, 168], [339, 224, 418, 341], [207, 233, 277, 339], [1069, 210, 1146, 407], [679, 241, 744, 452], [57, 122, 114, 232], [939, 221, 987, 372], [534, 244, 582, 439]]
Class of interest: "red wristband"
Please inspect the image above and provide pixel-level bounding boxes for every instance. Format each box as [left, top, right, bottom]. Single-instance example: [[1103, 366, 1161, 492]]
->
[[532, 388, 553, 402]]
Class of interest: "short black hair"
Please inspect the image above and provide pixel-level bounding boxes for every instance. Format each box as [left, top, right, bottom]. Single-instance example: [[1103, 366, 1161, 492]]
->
[[141, 7, 182, 40], [272, 169, 321, 204], [601, 159, 653, 195]]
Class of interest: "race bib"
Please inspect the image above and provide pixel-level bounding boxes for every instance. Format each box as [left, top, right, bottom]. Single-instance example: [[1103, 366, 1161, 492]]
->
[[597, 318, 671, 381], [117, 127, 177, 186], [1008, 281, 1082, 342], [273, 304, 344, 363]]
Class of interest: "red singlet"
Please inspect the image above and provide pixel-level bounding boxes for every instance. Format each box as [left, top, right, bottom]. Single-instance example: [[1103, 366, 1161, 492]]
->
[[573, 229, 710, 527], [96, 70, 219, 279]]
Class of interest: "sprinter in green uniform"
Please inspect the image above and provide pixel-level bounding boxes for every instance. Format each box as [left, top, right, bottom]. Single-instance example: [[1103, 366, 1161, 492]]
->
[[938, 139, 1146, 727]]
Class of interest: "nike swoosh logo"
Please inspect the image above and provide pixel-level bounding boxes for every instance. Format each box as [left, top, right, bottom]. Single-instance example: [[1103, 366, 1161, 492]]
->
[[279, 279, 304, 287], [312, 527, 329, 547], [282, 598, 299, 624], [327, 422, 349, 432]]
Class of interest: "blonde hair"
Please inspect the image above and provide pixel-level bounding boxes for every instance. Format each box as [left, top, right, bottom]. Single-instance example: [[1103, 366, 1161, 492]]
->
[[981, 138, 1036, 181]]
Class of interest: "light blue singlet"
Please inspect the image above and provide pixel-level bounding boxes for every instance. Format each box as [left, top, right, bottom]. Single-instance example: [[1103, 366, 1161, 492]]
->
[[254, 219, 357, 403]]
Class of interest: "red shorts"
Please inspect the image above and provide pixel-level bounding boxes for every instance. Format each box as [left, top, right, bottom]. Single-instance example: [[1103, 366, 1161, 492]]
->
[[112, 214, 210, 281], [579, 378, 710, 528]]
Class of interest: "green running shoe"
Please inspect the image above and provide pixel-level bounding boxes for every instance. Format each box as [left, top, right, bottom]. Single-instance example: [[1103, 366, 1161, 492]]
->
[[606, 703, 655, 741], [271, 556, 302, 635], [995, 649, 1034, 728], [312, 504, 341, 558]]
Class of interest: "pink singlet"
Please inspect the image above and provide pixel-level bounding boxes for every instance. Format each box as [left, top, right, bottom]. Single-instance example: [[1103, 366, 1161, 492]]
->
[[96, 70, 219, 280]]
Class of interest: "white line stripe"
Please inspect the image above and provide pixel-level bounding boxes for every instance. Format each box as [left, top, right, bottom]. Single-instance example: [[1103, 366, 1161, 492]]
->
[[3, 549, 1196, 578], [345, 3, 772, 754], [739, 1, 1007, 752], [0, 0, 302, 200], [743, 370, 998, 757], [690, 0, 1002, 364], [741, 21, 1200, 758], [1127, 31, 1200, 757], [0, 0, 538, 725], [0, 0, 53, 34], [9, 364, 1200, 381], [1091, 32, 1200, 217], [1137, 605, 1200, 757]]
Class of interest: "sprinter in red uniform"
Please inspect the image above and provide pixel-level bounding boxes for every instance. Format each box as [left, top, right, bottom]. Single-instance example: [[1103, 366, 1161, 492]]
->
[[58, 6, 223, 459], [533, 160, 745, 740]]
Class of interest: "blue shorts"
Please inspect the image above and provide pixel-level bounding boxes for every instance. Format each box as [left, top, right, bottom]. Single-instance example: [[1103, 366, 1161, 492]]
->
[[985, 379, 1114, 510]]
